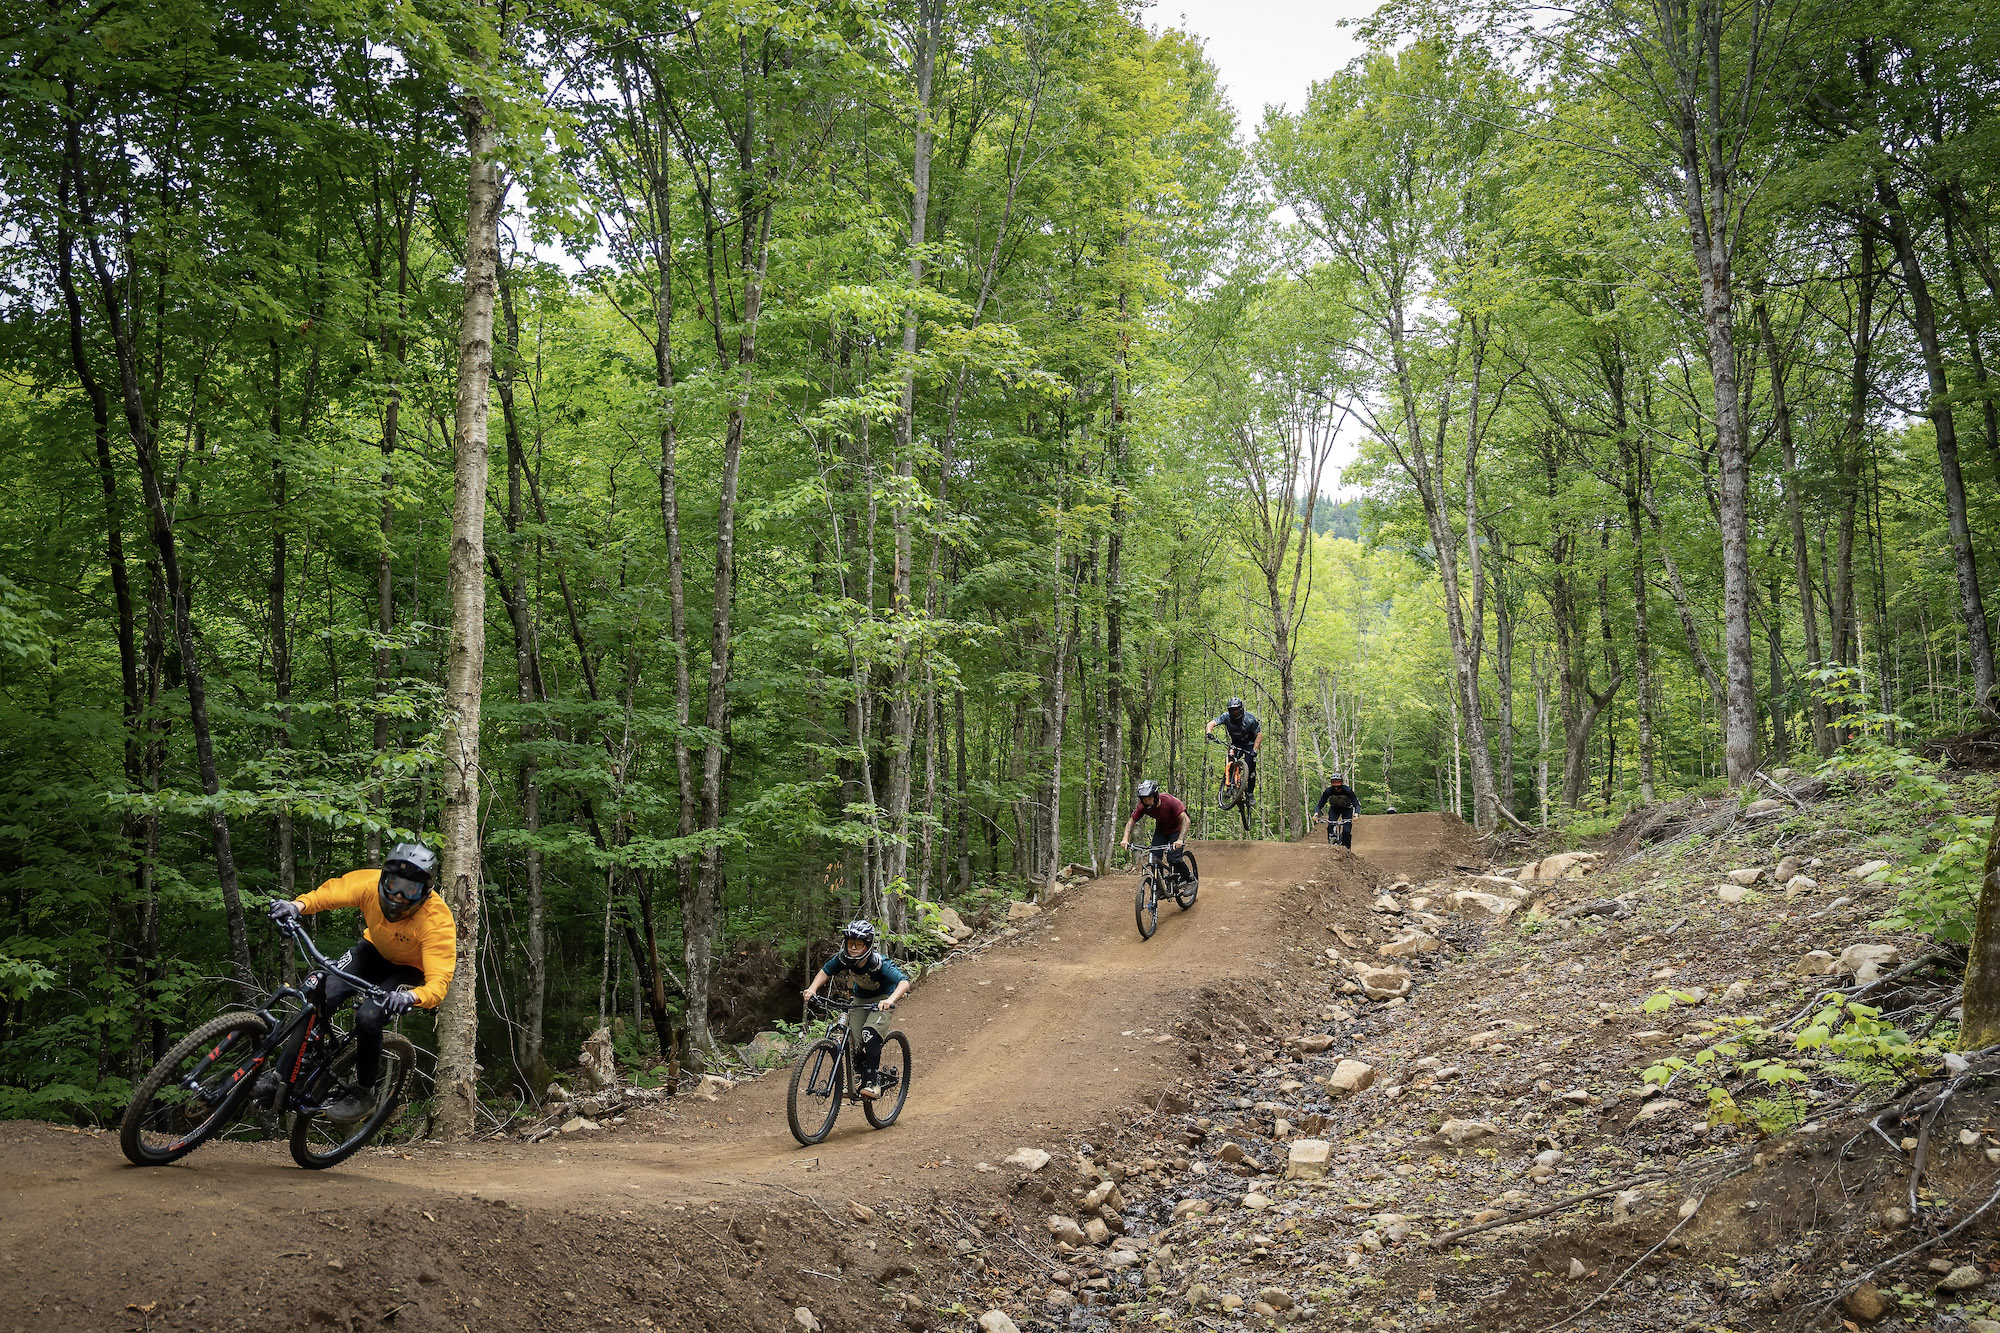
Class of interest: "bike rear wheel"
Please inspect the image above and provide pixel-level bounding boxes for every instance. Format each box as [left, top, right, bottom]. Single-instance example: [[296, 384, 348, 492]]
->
[[863, 1031, 911, 1128], [289, 1031, 415, 1169], [787, 1037, 845, 1145], [1135, 873, 1160, 939], [120, 1011, 272, 1166], [1176, 852, 1201, 909]]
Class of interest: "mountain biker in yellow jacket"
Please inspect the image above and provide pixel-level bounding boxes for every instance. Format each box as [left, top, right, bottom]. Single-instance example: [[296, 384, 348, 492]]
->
[[266, 843, 455, 1121]]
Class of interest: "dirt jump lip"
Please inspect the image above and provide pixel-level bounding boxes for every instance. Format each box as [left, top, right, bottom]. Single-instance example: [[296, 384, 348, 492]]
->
[[0, 816, 1466, 1330]]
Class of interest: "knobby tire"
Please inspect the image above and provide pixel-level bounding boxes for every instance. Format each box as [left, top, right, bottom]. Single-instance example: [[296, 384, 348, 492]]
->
[[120, 1010, 272, 1167], [1176, 852, 1201, 910], [289, 1031, 415, 1169], [788, 1037, 844, 1146], [1135, 872, 1160, 940], [863, 1031, 912, 1129]]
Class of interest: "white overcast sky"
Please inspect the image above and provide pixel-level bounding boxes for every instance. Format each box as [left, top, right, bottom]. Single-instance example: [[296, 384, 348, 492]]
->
[[1150, 0, 1378, 134], [1149, 0, 1384, 499]]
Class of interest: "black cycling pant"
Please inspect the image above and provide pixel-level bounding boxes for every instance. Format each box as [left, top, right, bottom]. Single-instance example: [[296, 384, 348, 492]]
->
[[857, 1028, 883, 1084], [1149, 832, 1192, 881], [1241, 750, 1258, 796], [1325, 815, 1354, 848], [323, 940, 425, 1088]]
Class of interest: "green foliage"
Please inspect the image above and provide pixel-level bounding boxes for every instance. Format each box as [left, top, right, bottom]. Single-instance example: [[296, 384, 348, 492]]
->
[[1639, 996, 1937, 1133]]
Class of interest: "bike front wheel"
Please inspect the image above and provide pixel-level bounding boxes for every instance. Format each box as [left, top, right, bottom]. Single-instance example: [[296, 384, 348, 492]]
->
[[121, 1011, 273, 1166], [787, 1038, 845, 1145], [863, 1031, 912, 1129], [290, 1032, 415, 1169], [1176, 852, 1201, 909], [1135, 875, 1160, 939]]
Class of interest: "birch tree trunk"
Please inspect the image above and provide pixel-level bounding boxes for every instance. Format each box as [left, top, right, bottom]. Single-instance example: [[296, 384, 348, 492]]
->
[[433, 90, 504, 1140]]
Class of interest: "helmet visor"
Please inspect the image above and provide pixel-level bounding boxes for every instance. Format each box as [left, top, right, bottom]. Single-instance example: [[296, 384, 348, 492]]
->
[[380, 869, 429, 920]]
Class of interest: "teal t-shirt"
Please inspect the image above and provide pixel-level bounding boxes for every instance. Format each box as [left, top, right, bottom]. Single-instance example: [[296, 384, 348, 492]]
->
[[820, 951, 907, 1001]]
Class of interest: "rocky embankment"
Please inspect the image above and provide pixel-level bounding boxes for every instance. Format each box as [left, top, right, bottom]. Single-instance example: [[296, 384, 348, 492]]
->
[[939, 797, 2000, 1333]]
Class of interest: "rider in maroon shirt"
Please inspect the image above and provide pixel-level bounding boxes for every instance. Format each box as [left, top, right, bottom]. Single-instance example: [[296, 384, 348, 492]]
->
[[1120, 780, 1192, 882]]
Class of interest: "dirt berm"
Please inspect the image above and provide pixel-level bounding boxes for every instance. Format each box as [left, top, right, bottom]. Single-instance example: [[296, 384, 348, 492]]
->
[[0, 813, 1470, 1332]]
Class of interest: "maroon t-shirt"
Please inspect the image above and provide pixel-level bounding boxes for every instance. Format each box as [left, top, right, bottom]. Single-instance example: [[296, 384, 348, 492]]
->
[[1130, 793, 1187, 840]]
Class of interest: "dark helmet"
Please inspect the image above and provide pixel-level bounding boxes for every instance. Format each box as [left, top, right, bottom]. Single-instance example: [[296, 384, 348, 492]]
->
[[379, 842, 439, 922], [1226, 696, 1245, 714], [1136, 779, 1161, 801], [841, 919, 879, 967]]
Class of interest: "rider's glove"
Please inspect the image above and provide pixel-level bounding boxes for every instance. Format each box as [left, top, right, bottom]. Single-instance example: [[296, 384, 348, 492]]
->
[[267, 899, 302, 926], [382, 988, 417, 1017]]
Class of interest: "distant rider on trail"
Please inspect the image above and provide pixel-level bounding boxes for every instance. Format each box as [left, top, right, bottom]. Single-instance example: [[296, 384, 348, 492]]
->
[[801, 920, 909, 1100], [1120, 779, 1194, 884], [1206, 698, 1263, 799], [265, 842, 455, 1122], [1314, 773, 1359, 847]]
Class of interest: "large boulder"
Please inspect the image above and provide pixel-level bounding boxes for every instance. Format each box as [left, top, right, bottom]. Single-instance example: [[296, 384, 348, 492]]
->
[[1380, 930, 1441, 957], [1839, 942, 1900, 985], [1326, 1059, 1377, 1094], [1046, 1215, 1087, 1246], [1353, 962, 1412, 1000], [933, 905, 974, 942], [1007, 899, 1042, 923], [1519, 852, 1599, 882], [1286, 1139, 1333, 1180], [1449, 890, 1520, 918]]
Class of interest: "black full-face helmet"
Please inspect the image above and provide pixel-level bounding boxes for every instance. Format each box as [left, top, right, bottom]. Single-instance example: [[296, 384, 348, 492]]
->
[[1226, 697, 1245, 718], [841, 919, 879, 967], [379, 842, 439, 922], [1135, 779, 1161, 804]]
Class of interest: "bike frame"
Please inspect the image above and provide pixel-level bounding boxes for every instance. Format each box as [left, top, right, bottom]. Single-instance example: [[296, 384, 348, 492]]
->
[[189, 920, 391, 1124], [802, 997, 893, 1101], [1140, 845, 1176, 904]]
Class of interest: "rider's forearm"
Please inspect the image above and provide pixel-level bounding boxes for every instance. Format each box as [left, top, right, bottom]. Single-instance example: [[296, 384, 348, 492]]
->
[[887, 980, 911, 1006]]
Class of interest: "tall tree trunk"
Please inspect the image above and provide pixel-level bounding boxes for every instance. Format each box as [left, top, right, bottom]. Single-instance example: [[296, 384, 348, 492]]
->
[[79, 180, 253, 996], [686, 198, 771, 1061], [433, 90, 505, 1139], [1831, 228, 1876, 677], [1670, 4, 1758, 783], [493, 276, 550, 1094], [1755, 294, 1832, 754], [882, 3, 940, 890], [1960, 784, 2000, 1046], [1876, 183, 1997, 716]]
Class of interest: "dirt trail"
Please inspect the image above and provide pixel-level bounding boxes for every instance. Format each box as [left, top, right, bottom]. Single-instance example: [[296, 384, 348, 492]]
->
[[0, 814, 1465, 1332]]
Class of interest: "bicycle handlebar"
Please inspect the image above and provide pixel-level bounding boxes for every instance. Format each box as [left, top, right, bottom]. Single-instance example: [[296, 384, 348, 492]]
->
[[806, 994, 883, 1013], [269, 906, 390, 1001]]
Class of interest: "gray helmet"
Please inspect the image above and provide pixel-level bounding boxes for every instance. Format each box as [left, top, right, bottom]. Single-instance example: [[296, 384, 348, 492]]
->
[[379, 842, 439, 922], [1135, 779, 1161, 800]]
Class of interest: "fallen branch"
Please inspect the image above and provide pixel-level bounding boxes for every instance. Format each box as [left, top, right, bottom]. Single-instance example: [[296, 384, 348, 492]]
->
[[755, 1180, 841, 1226], [1428, 1172, 1669, 1248], [1753, 769, 1809, 811], [1809, 1170, 2000, 1317], [1536, 1205, 1702, 1333]]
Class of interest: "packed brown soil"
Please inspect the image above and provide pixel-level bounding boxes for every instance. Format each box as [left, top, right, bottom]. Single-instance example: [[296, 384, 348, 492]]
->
[[0, 818, 1442, 1333]]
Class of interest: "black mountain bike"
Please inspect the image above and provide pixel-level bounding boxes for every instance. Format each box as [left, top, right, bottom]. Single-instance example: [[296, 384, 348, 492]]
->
[[1134, 843, 1200, 940], [119, 910, 418, 1170], [786, 996, 910, 1146], [1211, 734, 1253, 833], [1321, 814, 1354, 848]]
